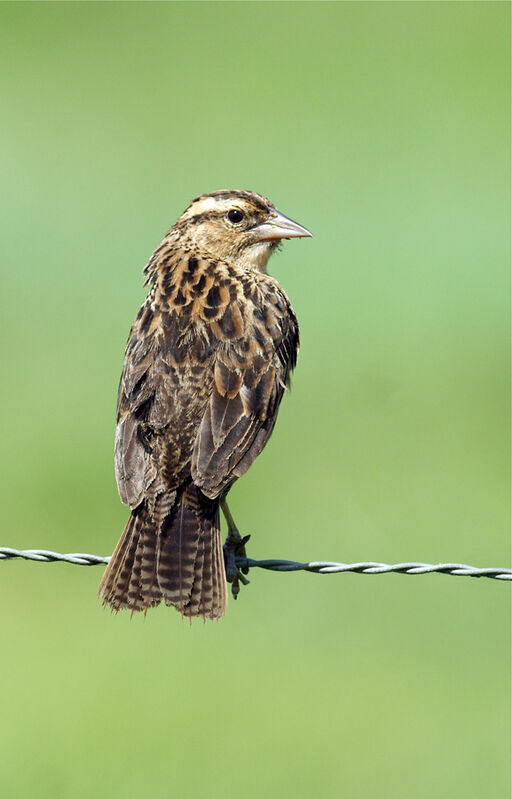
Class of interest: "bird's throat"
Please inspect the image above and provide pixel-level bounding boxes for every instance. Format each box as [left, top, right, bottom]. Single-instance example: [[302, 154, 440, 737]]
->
[[239, 241, 277, 274]]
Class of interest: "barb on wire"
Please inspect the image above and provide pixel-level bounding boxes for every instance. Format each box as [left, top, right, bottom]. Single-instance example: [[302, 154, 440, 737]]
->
[[0, 547, 510, 581]]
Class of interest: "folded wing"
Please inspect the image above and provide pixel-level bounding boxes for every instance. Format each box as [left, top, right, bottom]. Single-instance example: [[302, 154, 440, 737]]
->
[[191, 312, 299, 499]]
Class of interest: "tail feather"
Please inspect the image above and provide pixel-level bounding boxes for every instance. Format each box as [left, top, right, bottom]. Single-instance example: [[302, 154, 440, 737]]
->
[[213, 524, 228, 618], [158, 492, 201, 611], [99, 513, 139, 610], [184, 529, 207, 618], [125, 532, 141, 611], [99, 485, 227, 620], [210, 520, 227, 619], [141, 525, 161, 610]]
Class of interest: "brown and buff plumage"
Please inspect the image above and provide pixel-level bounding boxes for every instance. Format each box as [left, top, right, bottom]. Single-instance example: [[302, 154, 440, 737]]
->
[[98, 190, 311, 619]]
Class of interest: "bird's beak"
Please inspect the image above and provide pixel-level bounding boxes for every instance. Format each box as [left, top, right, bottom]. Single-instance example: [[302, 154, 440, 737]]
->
[[253, 209, 313, 242]]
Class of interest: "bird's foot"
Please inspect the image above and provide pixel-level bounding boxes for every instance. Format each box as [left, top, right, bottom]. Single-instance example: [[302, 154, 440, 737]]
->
[[223, 531, 251, 600]]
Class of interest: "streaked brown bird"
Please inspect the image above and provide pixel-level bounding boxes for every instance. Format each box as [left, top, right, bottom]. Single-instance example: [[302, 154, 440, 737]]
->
[[99, 190, 311, 619]]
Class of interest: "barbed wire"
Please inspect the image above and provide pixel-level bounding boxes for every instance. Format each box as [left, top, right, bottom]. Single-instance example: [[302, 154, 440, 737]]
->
[[0, 548, 109, 566], [0, 547, 510, 580]]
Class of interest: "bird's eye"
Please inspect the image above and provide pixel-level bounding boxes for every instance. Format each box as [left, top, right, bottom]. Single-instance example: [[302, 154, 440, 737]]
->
[[227, 208, 244, 224]]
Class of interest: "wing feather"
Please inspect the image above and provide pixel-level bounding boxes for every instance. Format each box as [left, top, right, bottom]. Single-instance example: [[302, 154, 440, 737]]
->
[[191, 305, 298, 499]]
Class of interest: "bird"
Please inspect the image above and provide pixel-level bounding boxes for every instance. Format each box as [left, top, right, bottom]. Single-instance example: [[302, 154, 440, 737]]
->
[[98, 190, 312, 620]]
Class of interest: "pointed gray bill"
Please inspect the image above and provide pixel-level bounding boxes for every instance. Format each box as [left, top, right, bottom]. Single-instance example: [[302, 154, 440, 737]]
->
[[253, 209, 313, 242]]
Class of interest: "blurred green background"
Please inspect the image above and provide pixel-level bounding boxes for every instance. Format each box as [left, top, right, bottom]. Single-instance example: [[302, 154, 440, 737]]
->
[[0, 3, 509, 798]]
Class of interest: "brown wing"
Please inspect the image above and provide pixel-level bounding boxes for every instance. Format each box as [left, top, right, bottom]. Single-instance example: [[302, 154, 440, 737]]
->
[[191, 299, 299, 499], [115, 294, 216, 513], [114, 316, 157, 509]]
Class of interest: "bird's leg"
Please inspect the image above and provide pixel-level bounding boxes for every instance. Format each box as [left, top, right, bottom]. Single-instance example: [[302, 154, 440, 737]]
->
[[221, 497, 250, 600]]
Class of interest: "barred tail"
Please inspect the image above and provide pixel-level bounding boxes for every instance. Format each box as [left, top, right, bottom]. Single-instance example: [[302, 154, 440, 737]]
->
[[98, 485, 227, 620]]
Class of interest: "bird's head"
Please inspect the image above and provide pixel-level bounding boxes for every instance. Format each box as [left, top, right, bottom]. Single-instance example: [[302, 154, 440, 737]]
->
[[172, 190, 312, 272]]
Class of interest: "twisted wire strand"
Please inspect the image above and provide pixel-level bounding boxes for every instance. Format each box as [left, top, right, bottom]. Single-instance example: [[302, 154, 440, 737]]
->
[[0, 548, 110, 566], [0, 547, 510, 581], [241, 558, 512, 580]]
